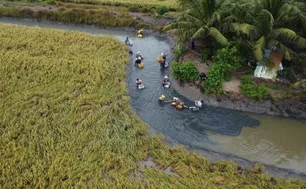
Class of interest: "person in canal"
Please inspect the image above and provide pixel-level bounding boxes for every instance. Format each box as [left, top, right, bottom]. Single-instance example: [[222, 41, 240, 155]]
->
[[162, 75, 169, 87], [161, 52, 166, 62], [135, 57, 142, 66], [136, 78, 142, 87], [136, 78, 144, 89], [136, 51, 143, 60], [160, 59, 166, 68], [137, 29, 143, 35], [125, 37, 130, 45], [195, 100, 204, 108], [158, 94, 166, 103]]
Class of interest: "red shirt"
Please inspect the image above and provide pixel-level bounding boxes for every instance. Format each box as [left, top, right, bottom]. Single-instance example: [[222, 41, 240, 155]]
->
[[162, 78, 167, 84]]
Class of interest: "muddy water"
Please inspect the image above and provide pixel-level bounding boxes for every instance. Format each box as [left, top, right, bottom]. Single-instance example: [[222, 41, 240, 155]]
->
[[212, 115, 306, 174], [1, 18, 306, 178]]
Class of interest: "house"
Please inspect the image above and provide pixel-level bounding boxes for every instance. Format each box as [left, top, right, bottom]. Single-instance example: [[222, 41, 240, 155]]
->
[[254, 50, 283, 81]]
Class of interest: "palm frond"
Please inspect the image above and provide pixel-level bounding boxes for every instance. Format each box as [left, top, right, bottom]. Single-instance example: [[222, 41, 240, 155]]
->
[[294, 36, 306, 49], [277, 2, 306, 28], [192, 26, 209, 39], [278, 42, 296, 60], [254, 36, 265, 61], [231, 23, 259, 37], [209, 27, 228, 45], [163, 11, 183, 19], [269, 28, 298, 41], [210, 10, 221, 25], [256, 9, 274, 35], [270, 28, 306, 48]]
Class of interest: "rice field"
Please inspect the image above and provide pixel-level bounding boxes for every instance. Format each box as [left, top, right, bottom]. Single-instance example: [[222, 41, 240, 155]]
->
[[59, 0, 178, 10], [0, 24, 305, 188]]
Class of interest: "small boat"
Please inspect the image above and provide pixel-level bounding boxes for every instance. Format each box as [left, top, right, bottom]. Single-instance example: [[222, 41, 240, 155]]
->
[[138, 63, 144, 68], [157, 57, 163, 62], [129, 40, 133, 46], [136, 55, 144, 60], [176, 104, 183, 110], [138, 84, 145, 89], [164, 82, 171, 88], [189, 106, 199, 112]]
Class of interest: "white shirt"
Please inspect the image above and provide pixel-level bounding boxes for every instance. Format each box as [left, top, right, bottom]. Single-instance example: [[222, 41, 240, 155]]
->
[[195, 101, 202, 108]]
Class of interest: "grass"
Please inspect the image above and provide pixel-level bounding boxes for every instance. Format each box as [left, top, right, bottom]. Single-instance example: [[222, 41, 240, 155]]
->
[[58, 0, 178, 10], [0, 7, 141, 28], [0, 0, 51, 6], [0, 24, 305, 188], [56, 1, 129, 12]]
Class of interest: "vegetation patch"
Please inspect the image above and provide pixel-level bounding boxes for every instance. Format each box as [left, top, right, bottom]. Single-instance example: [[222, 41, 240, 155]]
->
[[0, 7, 138, 27], [240, 75, 270, 101], [203, 46, 242, 94], [172, 62, 199, 82], [156, 6, 169, 15], [57, 0, 178, 11]]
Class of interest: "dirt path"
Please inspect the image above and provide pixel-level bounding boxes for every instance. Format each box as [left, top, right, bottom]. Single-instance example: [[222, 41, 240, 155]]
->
[[223, 77, 241, 93]]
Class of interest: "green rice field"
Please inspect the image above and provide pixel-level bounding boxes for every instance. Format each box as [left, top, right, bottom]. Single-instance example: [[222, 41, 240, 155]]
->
[[0, 24, 305, 188], [59, 0, 178, 10]]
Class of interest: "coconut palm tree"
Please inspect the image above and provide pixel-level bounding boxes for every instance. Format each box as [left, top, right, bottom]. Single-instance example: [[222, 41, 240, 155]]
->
[[228, 0, 306, 61], [163, 0, 229, 45]]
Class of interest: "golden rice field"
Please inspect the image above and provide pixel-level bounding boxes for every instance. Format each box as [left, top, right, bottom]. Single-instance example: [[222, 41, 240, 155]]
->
[[0, 24, 305, 188], [59, 0, 178, 10]]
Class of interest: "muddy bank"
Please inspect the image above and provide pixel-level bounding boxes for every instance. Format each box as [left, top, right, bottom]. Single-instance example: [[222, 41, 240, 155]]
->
[[172, 79, 306, 119]]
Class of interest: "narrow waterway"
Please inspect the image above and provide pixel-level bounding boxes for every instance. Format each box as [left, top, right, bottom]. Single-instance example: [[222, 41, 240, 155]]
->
[[1, 18, 306, 179]]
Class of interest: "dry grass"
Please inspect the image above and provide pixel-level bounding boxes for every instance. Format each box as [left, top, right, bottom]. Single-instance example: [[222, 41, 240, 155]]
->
[[0, 24, 305, 188]]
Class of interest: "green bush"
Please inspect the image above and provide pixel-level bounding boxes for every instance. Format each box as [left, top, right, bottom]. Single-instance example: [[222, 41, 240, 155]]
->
[[213, 46, 242, 81], [240, 75, 270, 101], [202, 46, 242, 94], [172, 62, 199, 81], [156, 6, 169, 15], [277, 67, 292, 78], [46, 0, 56, 5], [202, 64, 224, 94], [292, 53, 306, 78]]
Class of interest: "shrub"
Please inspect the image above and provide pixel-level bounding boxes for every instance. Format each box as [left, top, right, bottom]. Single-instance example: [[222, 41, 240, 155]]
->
[[292, 53, 306, 78], [156, 6, 169, 15], [277, 67, 292, 78], [212, 46, 242, 81], [172, 62, 199, 81], [240, 75, 270, 101], [202, 64, 224, 94], [46, 0, 56, 5], [202, 46, 242, 94]]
